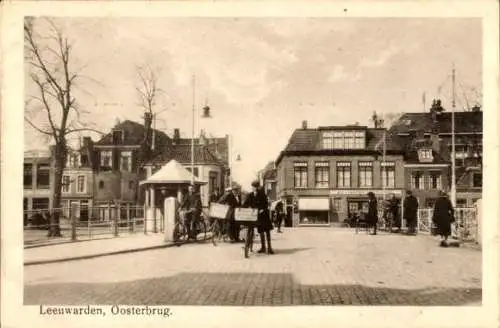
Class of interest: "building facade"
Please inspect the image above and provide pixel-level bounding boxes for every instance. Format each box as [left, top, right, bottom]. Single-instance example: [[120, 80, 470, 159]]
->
[[276, 122, 405, 227], [388, 99, 482, 207], [23, 150, 54, 225], [258, 161, 277, 201]]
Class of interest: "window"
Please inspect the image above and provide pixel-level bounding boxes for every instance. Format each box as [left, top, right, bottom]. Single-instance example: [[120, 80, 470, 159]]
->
[[314, 162, 329, 188], [186, 167, 199, 177], [209, 171, 219, 196], [24, 164, 33, 188], [321, 132, 334, 149], [336, 162, 351, 188], [429, 172, 442, 189], [99, 180, 104, 189], [100, 150, 112, 168], [129, 181, 134, 190], [456, 199, 467, 208], [327, 130, 366, 149], [294, 162, 308, 188], [358, 161, 373, 188], [32, 198, 49, 209], [120, 151, 132, 172], [62, 175, 71, 193], [77, 175, 86, 193], [411, 172, 424, 189], [36, 164, 50, 189], [418, 149, 433, 162], [332, 198, 342, 212], [381, 162, 395, 188], [473, 173, 482, 188]]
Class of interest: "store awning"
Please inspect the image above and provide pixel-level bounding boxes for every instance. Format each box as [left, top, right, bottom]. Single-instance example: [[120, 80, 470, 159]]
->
[[298, 198, 329, 211]]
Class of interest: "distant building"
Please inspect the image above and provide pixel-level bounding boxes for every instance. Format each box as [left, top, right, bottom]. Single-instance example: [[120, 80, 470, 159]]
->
[[388, 100, 482, 207], [258, 161, 277, 201], [276, 121, 405, 227], [23, 149, 54, 225]]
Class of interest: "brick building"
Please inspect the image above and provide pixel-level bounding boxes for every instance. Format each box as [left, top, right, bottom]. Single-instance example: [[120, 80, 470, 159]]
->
[[275, 121, 405, 227], [23, 149, 54, 225], [388, 100, 482, 207]]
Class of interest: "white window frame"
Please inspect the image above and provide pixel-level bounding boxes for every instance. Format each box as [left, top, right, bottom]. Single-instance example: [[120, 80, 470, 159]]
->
[[358, 161, 373, 188], [336, 161, 351, 188], [76, 175, 86, 193], [429, 172, 442, 189], [294, 162, 308, 189], [411, 172, 424, 190], [120, 151, 132, 172], [314, 162, 329, 188], [62, 175, 71, 193], [381, 162, 395, 188], [100, 150, 113, 168]]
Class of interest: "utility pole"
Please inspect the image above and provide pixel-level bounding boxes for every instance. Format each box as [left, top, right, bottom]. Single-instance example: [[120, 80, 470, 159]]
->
[[451, 64, 457, 206], [191, 74, 196, 186]]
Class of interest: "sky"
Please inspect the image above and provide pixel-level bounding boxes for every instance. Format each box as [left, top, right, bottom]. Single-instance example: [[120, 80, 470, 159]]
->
[[24, 17, 482, 188]]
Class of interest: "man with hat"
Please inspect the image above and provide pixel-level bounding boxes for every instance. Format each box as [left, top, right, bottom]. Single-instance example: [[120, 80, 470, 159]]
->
[[218, 185, 242, 242], [180, 184, 203, 240], [243, 180, 274, 254]]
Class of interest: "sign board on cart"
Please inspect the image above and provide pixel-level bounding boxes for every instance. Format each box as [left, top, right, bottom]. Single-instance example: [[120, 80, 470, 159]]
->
[[209, 203, 230, 220], [234, 208, 258, 222]]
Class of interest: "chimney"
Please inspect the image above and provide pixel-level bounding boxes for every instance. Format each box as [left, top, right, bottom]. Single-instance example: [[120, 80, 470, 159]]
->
[[302, 120, 308, 129], [173, 128, 180, 144]]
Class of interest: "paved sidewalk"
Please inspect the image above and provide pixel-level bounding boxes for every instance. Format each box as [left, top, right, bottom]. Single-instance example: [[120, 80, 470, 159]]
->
[[24, 234, 171, 266]]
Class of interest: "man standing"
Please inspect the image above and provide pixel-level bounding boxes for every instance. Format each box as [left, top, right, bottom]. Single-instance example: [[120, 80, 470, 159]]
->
[[180, 184, 202, 240], [274, 200, 285, 233], [243, 180, 274, 254], [218, 186, 242, 242], [433, 190, 455, 247], [403, 190, 419, 235], [388, 193, 401, 232], [366, 192, 378, 235]]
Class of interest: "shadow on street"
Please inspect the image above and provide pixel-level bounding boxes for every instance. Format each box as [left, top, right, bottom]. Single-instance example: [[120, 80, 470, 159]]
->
[[24, 272, 481, 306]]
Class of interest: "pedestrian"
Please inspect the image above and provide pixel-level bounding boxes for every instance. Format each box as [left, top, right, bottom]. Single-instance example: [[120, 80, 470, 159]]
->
[[432, 190, 455, 247], [388, 193, 401, 232], [243, 180, 274, 254], [366, 192, 378, 235], [180, 184, 203, 240], [403, 190, 419, 235], [218, 186, 242, 242], [275, 200, 284, 233]]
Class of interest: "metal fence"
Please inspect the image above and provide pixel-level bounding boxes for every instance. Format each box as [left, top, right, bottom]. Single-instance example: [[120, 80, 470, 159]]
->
[[417, 207, 479, 243], [23, 204, 167, 246]]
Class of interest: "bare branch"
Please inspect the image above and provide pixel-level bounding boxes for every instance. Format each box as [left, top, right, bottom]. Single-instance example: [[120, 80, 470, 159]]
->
[[24, 116, 54, 136], [65, 127, 107, 135]]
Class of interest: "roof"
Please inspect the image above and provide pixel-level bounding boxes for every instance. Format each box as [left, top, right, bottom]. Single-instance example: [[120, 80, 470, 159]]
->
[[175, 137, 228, 164], [283, 127, 403, 152], [94, 120, 170, 146], [389, 111, 482, 135], [139, 159, 206, 185], [404, 150, 450, 165], [149, 144, 223, 166]]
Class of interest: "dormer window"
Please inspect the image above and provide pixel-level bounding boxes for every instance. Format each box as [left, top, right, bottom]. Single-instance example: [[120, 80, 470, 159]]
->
[[321, 130, 365, 150], [418, 149, 433, 163]]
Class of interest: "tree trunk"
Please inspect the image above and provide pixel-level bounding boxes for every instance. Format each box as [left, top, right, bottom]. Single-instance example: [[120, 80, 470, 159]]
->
[[49, 143, 66, 237]]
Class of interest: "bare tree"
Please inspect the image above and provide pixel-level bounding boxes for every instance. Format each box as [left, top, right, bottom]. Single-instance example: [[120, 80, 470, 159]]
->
[[133, 64, 168, 203], [24, 17, 103, 236]]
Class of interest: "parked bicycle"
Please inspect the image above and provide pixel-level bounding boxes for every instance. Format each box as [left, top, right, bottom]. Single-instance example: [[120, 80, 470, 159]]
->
[[210, 216, 231, 246], [173, 209, 207, 244]]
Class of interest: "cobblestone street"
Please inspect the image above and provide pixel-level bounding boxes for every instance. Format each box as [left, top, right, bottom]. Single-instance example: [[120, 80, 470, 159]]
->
[[24, 228, 481, 306]]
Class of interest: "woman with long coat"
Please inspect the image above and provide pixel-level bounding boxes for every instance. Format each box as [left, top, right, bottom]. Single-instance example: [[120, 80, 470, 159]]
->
[[243, 180, 274, 254], [366, 192, 378, 235], [432, 190, 455, 246]]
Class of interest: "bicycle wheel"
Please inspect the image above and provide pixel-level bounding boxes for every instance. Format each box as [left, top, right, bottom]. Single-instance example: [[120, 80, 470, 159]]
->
[[196, 219, 207, 242], [173, 222, 187, 245], [222, 220, 231, 242], [212, 220, 221, 246], [244, 226, 253, 259]]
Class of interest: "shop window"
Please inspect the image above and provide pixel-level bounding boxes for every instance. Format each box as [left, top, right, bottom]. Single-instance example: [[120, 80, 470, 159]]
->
[[336, 162, 351, 188], [314, 162, 329, 188], [299, 211, 329, 225], [358, 161, 373, 188], [294, 162, 308, 188]]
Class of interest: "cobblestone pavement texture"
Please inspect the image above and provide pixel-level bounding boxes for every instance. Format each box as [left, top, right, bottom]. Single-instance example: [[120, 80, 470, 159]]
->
[[24, 228, 482, 306]]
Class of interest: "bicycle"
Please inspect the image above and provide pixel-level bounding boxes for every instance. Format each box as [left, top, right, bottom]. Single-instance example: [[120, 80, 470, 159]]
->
[[240, 222, 258, 258], [174, 210, 207, 244], [210, 216, 230, 246]]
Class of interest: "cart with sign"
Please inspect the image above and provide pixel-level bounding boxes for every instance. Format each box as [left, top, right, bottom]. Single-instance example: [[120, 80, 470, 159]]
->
[[208, 203, 231, 246], [235, 208, 259, 258]]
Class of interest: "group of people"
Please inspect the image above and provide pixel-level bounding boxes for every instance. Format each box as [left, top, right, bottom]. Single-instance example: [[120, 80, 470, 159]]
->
[[363, 190, 457, 246], [179, 180, 277, 254]]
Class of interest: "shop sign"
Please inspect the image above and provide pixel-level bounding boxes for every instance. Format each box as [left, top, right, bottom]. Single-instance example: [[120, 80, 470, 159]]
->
[[329, 189, 403, 196]]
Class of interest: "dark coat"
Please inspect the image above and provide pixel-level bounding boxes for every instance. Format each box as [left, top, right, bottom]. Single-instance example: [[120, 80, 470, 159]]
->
[[243, 189, 274, 233], [218, 192, 241, 220], [432, 196, 455, 237], [181, 192, 202, 215], [403, 195, 419, 221], [366, 198, 378, 225]]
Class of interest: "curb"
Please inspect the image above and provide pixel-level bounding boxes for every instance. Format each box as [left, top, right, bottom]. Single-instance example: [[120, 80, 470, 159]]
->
[[24, 242, 177, 266]]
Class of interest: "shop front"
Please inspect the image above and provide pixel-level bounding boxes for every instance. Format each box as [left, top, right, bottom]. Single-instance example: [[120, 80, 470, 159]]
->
[[297, 197, 330, 226]]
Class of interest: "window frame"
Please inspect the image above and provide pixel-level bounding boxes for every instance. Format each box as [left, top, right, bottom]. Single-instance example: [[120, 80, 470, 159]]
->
[[381, 161, 395, 188], [36, 163, 51, 189], [120, 150, 133, 172], [100, 150, 113, 168], [293, 162, 308, 189], [76, 175, 86, 194], [62, 175, 71, 193], [336, 161, 351, 188], [24, 163, 33, 189], [358, 161, 373, 188], [314, 162, 329, 188]]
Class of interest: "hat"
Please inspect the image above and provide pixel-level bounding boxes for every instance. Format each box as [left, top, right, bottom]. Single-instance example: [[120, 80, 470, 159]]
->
[[251, 180, 260, 188], [225, 187, 232, 192]]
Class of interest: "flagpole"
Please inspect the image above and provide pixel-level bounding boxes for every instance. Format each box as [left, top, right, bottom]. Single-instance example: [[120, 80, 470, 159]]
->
[[191, 74, 195, 186], [382, 127, 387, 201], [451, 65, 457, 206]]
